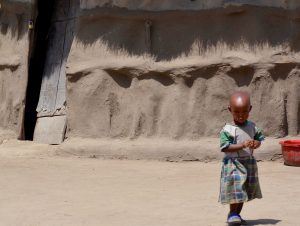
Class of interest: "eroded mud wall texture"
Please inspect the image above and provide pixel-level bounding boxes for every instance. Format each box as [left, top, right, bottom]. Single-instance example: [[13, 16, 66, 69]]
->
[[66, 1, 300, 139], [0, 0, 32, 137]]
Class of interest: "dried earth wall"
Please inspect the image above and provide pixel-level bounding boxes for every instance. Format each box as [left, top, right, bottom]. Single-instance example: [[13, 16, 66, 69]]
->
[[0, 0, 300, 143], [0, 0, 33, 138], [66, 0, 300, 140]]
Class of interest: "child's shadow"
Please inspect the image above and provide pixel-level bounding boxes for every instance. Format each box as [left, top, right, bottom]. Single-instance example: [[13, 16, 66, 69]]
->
[[229, 219, 281, 226], [247, 219, 281, 225]]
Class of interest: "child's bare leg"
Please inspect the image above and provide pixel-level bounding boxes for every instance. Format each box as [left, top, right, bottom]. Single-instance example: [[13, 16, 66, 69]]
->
[[230, 202, 244, 214], [237, 203, 244, 214], [228, 203, 244, 223], [230, 203, 244, 214], [230, 203, 239, 214]]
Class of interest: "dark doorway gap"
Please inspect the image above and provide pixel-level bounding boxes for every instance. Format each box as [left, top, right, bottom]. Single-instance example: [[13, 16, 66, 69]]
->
[[23, 0, 55, 140]]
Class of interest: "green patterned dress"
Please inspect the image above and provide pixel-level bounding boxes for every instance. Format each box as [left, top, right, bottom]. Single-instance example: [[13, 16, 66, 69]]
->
[[219, 121, 264, 204]]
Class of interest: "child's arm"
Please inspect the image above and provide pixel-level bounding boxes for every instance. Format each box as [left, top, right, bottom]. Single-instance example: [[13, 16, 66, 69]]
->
[[250, 126, 264, 149], [252, 140, 261, 149], [220, 126, 252, 153], [222, 141, 251, 153]]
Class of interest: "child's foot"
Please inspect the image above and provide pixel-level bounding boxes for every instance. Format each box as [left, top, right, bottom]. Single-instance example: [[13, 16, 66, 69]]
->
[[237, 215, 247, 225], [227, 213, 241, 224]]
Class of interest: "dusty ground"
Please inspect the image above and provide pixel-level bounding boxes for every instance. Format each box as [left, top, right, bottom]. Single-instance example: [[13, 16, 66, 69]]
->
[[0, 141, 299, 226]]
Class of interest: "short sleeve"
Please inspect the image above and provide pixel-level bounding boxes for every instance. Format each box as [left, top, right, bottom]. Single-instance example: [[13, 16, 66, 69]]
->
[[220, 130, 234, 151], [254, 126, 265, 141]]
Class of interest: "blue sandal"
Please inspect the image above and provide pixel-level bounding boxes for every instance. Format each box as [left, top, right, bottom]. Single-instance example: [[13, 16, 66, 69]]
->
[[227, 213, 241, 224]]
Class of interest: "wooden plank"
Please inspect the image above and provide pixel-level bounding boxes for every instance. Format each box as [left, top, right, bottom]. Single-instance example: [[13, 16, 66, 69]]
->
[[34, 0, 78, 143], [36, 20, 67, 116], [55, 15, 76, 111], [36, 0, 77, 116], [33, 115, 67, 144]]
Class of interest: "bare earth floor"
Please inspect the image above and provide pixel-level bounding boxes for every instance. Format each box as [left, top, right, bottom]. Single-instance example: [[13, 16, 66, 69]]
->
[[0, 145, 299, 226]]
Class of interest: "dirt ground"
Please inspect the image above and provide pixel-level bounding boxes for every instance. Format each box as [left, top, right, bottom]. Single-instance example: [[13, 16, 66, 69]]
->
[[0, 141, 299, 226]]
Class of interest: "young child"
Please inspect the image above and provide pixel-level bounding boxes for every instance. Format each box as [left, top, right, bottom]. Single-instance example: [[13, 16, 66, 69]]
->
[[219, 91, 264, 225]]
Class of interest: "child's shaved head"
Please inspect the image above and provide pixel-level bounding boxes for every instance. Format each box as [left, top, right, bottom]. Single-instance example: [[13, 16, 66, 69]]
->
[[228, 91, 252, 125], [229, 91, 251, 108]]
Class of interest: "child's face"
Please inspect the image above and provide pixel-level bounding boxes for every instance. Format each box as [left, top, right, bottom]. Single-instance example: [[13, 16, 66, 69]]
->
[[229, 104, 251, 125]]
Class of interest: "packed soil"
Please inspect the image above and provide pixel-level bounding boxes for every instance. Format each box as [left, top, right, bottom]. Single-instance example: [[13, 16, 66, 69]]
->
[[0, 140, 299, 226]]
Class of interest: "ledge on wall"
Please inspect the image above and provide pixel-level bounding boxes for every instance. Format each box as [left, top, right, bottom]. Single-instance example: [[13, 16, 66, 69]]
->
[[55, 136, 300, 162]]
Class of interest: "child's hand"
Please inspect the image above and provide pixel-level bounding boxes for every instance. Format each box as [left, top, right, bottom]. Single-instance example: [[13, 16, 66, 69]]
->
[[251, 140, 261, 149], [242, 140, 253, 148], [246, 140, 261, 149]]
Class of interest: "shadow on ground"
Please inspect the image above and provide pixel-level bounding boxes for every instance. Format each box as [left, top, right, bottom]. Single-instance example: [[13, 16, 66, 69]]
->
[[229, 219, 281, 226]]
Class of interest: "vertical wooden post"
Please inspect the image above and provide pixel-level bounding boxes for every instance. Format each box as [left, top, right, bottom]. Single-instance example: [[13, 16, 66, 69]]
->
[[33, 0, 78, 144]]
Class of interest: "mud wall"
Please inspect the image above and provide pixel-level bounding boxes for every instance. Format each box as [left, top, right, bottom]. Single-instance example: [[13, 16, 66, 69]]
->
[[79, 0, 300, 10], [66, 1, 300, 139], [1, 0, 300, 141], [0, 0, 33, 137]]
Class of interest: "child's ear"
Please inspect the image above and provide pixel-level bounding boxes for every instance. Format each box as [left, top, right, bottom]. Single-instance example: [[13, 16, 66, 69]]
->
[[249, 105, 252, 112], [228, 106, 231, 112]]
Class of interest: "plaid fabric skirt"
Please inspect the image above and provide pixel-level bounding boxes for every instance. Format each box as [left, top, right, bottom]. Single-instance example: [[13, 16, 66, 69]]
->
[[219, 157, 262, 204]]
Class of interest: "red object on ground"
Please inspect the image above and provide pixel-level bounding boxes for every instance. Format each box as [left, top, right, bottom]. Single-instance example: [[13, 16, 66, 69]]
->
[[279, 140, 300, 166]]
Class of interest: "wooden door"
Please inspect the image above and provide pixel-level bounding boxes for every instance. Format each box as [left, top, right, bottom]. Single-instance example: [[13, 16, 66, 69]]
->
[[33, 0, 78, 144]]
